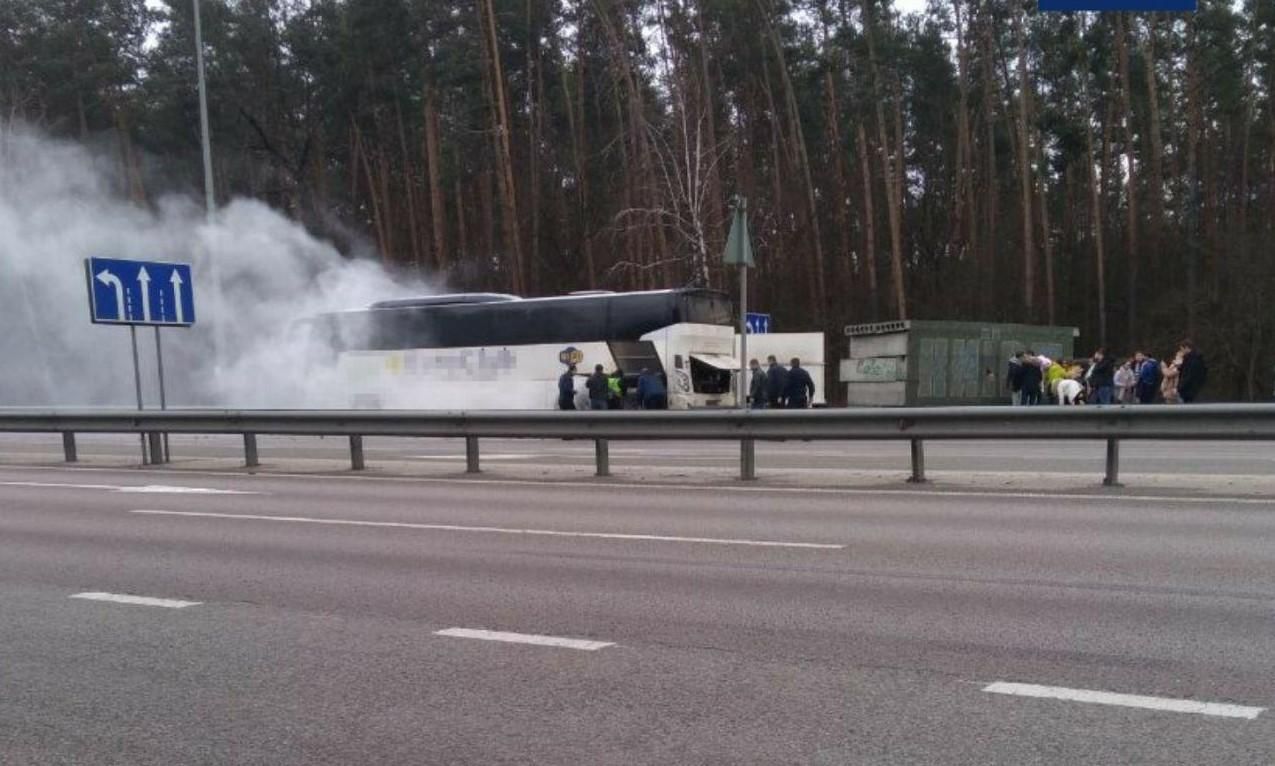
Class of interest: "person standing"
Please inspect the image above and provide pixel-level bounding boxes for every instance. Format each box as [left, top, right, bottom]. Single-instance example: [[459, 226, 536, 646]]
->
[[765, 355, 788, 409], [1161, 351, 1183, 404], [1177, 339, 1208, 403], [1019, 351, 1043, 406], [1088, 348, 1115, 405], [782, 357, 816, 409], [1006, 352, 1025, 406], [607, 368, 626, 409], [557, 365, 577, 410], [1134, 351, 1161, 404], [748, 358, 767, 409], [586, 364, 610, 410], [1113, 360, 1136, 404], [637, 368, 667, 410]]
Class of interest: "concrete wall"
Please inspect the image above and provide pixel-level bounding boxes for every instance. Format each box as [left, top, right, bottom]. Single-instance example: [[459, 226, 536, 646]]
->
[[841, 320, 1078, 406]]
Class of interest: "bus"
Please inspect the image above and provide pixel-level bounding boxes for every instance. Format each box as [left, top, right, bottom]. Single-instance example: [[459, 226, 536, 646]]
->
[[310, 288, 740, 409]]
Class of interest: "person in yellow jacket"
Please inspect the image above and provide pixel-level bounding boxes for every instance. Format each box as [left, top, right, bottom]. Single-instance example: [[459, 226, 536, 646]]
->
[[1045, 360, 1068, 403]]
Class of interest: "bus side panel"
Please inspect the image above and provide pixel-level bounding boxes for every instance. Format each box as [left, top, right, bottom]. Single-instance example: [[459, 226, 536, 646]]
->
[[336, 342, 617, 410]]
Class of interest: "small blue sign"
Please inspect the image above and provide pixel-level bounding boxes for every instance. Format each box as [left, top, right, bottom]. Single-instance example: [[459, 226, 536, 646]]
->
[[745, 313, 772, 334], [86, 257, 196, 326], [1040, 0, 1194, 9]]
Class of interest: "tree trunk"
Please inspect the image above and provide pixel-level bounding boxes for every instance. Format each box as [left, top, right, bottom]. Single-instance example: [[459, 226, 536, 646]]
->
[[865, 1, 907, 321], [1139, 19, 1166, 234], [762, 2, 826, 323], [1116, 13, 1139, 345], [562, 42, 596, 288], [857, 123, 881, 321], [395, 99, 423, 271], [424, 86, 447, 270], [480, 0, 526, 293], [824, 70, 853, 302], [980, 7, 998, 318], [952, 0, 976, 267], [1012, 1, 1035, 319]]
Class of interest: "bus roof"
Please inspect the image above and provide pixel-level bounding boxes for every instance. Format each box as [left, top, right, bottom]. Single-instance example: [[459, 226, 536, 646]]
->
[[318, 288, 733, 351]]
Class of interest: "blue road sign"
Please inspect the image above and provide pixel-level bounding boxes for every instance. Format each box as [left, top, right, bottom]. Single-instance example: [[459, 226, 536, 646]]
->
[[86, 257, 196, 326], [745, 313, 772, 334]]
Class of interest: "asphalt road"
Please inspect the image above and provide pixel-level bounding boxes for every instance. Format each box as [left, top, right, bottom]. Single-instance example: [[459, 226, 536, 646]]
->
[[0, 461, 1272, 764]]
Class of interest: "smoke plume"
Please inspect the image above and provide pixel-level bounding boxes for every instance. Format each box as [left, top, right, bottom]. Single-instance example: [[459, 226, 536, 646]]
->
[[0, 126, 420, 408]]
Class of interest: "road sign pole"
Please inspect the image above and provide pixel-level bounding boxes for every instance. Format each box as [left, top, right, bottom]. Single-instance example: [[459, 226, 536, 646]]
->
[[154, 326, 169, 464], [129, 325, 147, 464]]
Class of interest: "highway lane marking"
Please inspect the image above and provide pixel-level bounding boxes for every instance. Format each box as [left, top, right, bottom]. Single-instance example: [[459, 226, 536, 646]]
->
[[7, 464, 1275, 506], [435, 627, 613, 651], [70, 592, 201, 609], [982, 682, 1264, 720], [129, 509, 844, 549], [0, 480, 257, 495]]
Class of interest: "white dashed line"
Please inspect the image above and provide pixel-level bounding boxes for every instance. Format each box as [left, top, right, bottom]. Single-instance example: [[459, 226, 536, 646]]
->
[[435, 627, 613, 651], [983, 682, 1264, 720], [70, 592, 201, 609], [0, 481, 256, 495], [129, 509, 843, 549]]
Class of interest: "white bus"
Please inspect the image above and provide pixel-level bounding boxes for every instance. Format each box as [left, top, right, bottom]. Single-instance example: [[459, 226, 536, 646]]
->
[[310, 289, 740, 409]]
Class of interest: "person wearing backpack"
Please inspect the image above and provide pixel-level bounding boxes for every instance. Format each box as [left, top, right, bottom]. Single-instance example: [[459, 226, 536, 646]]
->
[[1134, 351, 1161, 404]]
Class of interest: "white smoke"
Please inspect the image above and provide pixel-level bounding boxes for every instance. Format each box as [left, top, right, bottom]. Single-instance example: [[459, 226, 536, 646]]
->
[[0, 126, 422, 408]]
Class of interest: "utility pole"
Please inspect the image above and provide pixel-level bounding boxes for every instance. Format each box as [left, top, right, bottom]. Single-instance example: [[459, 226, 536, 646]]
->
[[192, 0, 225, 369]]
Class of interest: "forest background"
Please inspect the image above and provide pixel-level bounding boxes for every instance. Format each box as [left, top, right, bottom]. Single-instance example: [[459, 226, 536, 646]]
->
[[4, 0, 1273, 399]]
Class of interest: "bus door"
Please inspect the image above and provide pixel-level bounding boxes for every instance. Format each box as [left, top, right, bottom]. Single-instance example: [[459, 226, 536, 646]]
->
[[608, 340, 663, 406]]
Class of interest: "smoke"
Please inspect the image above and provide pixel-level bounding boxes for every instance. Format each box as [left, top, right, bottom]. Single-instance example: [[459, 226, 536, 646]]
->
[[0, 126, 422, 408]]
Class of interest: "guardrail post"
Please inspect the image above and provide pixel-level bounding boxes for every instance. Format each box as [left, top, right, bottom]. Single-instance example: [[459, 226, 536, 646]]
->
[[740, 439, 756, 481], [908, 439, 927, 483], [349, 435, 365, 471], [147, 432, 165, 465], [595, 439, 610, 477], [243, 433, 259, 468], [62, 432, 77, 463], [1104, 438, 1121, 487], [466, 437, 480, 474]]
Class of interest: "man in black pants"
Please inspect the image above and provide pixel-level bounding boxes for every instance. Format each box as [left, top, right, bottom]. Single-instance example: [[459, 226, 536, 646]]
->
[[782, 357, 816, 409], [557, 365, 577, 410]]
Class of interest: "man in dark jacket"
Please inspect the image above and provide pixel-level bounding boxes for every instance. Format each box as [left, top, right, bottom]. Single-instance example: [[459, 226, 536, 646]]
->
[[557, 365, 577, 410], [1088, 348, 1115, 405], [1006, 352, 1025, 405], [586, 364, 610, 410], [782, 357, 816, 409], [1019, 351, 1043, 406], [765, 355, 787, 409], [748, 358, 767, 409], [1177, 340, 1207, 403]]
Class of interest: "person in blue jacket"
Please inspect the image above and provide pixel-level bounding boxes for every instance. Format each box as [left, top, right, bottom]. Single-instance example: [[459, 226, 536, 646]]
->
[[557, 365, 577, 410], [1134, 351, 1161, 404], [636, 368, 667, 410]]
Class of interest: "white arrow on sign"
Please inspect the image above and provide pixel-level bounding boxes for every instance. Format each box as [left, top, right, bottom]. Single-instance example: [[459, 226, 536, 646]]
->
[[95, 269, 125, 320], [169, 269, 185, 324], [137, 266, 152, 322]]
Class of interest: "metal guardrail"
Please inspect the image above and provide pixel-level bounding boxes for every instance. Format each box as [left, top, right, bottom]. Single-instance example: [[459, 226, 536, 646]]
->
[[2, 404, 1273, 486]]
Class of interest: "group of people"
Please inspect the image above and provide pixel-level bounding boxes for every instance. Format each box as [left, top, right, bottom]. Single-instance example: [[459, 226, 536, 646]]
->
[[747, 355, 816, 409], [557, 364, 668, 410], [1006, 340, 1207, 406]]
